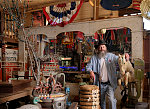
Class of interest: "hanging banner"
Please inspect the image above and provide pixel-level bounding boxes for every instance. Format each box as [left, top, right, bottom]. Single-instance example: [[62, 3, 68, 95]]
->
[[43, 0, 84, 27]]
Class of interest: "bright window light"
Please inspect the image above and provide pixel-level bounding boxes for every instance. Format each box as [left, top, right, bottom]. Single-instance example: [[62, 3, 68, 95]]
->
[[123, 14, 128, 16], [143, 17, 150, 30]]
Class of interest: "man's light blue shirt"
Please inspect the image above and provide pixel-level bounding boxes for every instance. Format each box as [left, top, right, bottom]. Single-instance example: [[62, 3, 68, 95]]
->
[[86, 53, 119, 89]]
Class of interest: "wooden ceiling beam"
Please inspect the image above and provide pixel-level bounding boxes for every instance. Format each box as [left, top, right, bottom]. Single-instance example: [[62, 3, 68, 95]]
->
[[26, 0, 88, 13], [119, 8, 141, 16]]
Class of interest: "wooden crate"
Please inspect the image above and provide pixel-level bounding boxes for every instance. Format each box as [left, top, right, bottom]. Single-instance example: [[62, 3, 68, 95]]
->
[[0, 80, 32, 93]]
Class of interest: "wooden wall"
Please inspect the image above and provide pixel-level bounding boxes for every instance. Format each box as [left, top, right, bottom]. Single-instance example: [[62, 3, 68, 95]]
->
[[24, 2, 119, 28], [74, 2, 118, 22], [143, 30, 150, 99], [144, 31, 150, 73]]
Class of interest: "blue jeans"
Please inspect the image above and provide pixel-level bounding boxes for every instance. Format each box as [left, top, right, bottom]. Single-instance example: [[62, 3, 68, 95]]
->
[[94, 73, 117, 109]]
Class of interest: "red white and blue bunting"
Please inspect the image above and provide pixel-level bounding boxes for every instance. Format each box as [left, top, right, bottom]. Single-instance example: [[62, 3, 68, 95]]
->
[[43, 0, 84, 27]]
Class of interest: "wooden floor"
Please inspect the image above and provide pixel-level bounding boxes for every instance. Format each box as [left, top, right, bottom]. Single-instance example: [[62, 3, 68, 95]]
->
[[41, 101, 149, 109]]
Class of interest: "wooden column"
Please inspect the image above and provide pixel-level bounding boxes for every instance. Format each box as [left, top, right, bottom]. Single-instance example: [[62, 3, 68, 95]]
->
[[77, 42, 82, 71], [18, 31, 25, 71], [1, 41, 6, 82], [1, 13, 6, 82], [0, 12, 1, 34], [93, 0, 99, 20]]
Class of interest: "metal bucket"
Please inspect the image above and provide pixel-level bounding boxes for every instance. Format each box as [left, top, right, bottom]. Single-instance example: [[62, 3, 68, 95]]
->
[[135, 102, 149, 109], [53, 96, 66, 109]]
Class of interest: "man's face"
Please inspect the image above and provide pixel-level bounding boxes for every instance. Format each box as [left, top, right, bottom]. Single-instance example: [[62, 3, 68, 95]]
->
[[98, 44, 107, 58], [98, 44, 107, 52]]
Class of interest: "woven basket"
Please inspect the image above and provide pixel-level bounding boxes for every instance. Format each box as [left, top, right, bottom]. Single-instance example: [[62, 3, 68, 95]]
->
[[79, 85, 100, 109]]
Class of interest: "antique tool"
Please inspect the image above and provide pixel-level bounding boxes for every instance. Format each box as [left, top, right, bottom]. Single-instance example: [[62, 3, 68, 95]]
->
[[32, 73, 62, 97], [33, 93, 66, 109]]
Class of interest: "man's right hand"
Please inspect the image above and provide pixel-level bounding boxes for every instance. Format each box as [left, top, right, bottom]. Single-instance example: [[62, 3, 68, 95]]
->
[[90, 71, 95, 81]]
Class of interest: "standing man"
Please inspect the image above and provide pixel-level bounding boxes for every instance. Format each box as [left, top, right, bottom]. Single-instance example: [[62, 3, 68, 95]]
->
[[86, 40, 129, 109]]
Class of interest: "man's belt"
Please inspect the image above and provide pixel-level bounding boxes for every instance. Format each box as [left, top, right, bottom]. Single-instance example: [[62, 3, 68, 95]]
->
[[101, 81, 110, 84]]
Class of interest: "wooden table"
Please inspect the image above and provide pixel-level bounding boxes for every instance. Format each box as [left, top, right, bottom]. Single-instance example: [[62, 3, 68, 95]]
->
[[0, 87, 33, 104]]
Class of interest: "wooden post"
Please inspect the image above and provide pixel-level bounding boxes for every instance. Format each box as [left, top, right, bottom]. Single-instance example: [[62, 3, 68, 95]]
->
[[0, 12, 1, 35], [93, 0, 99, 20], [1, 41, 6, 82], [18, 30, 25, 71], [1, 13, 6, 82], [80, 53, 82, 71], [8, 14, 10, 38], [19, 39, 25, 71]]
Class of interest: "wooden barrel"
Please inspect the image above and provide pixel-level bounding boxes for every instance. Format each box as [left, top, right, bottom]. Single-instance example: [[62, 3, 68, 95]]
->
[[79, 105, 100, 109], [80, 85, 99, 91], [79, 85, 101, 109]]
